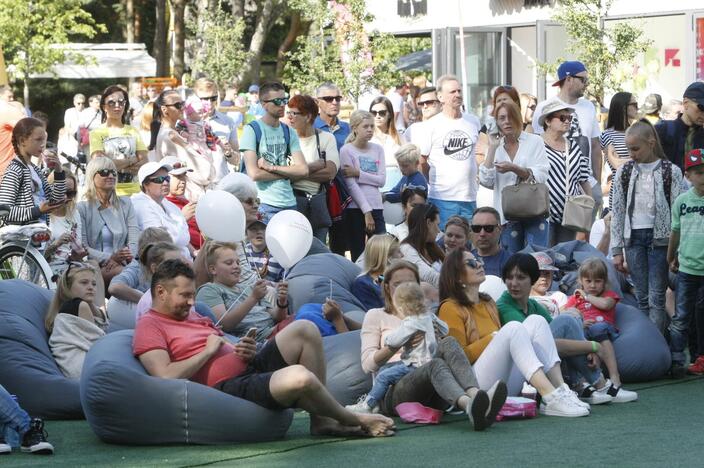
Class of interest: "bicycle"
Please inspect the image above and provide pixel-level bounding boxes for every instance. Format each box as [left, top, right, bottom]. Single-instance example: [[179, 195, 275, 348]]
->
[[0, 206, 55, 290]]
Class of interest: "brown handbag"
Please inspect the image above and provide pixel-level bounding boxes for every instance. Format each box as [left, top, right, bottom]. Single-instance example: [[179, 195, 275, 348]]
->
[[501, 176, 550, 221]]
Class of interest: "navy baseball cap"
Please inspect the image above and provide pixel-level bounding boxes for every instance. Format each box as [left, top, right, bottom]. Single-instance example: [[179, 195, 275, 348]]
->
[[683, 82, 704, 106], [552, 61, 587, 87], [248, 84, 260, 93]]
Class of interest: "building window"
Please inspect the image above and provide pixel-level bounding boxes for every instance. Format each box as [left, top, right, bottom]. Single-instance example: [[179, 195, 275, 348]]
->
[[524, 0, 550, 6], [398, 0, 427, 17]]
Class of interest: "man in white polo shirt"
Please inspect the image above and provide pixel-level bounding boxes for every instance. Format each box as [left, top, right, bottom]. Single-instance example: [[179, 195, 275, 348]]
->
[[412, 74, 480, 228]]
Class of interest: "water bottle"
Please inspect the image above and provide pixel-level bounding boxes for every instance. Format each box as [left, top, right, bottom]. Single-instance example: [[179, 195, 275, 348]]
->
[[3, 395, 20, 449]]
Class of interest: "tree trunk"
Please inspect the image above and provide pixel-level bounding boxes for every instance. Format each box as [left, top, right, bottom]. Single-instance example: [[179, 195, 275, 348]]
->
[[192, 0, 212, 79], [134, 0, 142, 40], [230, 0, 245, 19], [171, 0, 186, 79], [154, 0, 169, 76], [241, 0, 277, 84], [275, 12, 309, 78], [126, 0, 135, 43]]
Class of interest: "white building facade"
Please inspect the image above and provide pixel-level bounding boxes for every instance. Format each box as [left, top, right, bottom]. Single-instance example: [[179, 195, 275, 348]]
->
[[367, 0, 704, 115]]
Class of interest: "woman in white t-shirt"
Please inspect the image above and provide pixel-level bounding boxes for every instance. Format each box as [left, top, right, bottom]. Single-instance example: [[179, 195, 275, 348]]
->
[[287, 95, 340, 243], [370, 96, 405, 192]]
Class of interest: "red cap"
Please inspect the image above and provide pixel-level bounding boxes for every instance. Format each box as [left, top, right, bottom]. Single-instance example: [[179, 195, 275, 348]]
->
[[685, 149, 704, 171]]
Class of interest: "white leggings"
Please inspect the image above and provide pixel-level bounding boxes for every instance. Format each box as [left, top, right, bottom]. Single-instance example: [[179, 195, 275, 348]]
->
[[473, 315, 561, 396]]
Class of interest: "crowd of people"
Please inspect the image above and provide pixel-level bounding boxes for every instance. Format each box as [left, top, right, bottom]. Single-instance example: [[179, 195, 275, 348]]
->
[[1, 61, 704, 455]]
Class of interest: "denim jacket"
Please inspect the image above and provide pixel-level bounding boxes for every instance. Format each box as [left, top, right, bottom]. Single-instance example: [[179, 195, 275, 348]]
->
[[610, 160, 683, 256]]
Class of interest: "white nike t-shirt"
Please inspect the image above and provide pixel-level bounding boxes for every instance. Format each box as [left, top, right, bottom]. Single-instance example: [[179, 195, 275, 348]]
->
[[413, 112, 479, 202]]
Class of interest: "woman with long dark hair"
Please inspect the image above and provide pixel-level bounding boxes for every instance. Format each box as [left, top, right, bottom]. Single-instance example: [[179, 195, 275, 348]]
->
[[89, 85, 147, 196], [370, 96, 405, 192], [399, 203, 444, 288], [601, 92, 639, 207]]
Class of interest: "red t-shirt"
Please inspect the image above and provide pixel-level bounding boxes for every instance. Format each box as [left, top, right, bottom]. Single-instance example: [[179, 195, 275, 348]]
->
[[165, 195, 203, 249], [565, 290, 620, 325], [133, 309, 247, 387]]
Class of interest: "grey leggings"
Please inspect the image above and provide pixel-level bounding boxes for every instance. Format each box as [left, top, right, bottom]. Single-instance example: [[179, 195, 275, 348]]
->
[[380, 336, 479, 415]]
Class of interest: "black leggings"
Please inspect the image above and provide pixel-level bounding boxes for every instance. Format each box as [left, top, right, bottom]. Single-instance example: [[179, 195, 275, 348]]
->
[[345, 208, 386, 262]]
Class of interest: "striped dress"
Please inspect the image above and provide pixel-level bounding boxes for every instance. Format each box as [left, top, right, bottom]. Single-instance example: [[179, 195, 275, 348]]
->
[[545, 138, 591, 224], [600, 128, 629, 207]]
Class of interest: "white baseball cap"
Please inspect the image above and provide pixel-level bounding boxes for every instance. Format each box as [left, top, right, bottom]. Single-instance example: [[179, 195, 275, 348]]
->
[[160, 156, 193, 176], [138, 161, 173, 186]]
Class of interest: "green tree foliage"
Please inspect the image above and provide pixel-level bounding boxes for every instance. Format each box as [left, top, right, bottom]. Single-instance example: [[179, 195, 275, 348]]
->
[[542, 0, 651, 105], [187, 3, 251, 89], [0, 0, 106, 104]]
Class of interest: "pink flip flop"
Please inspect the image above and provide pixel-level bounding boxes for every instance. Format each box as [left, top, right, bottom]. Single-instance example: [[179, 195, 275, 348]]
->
[[395, 402, 443, 424]]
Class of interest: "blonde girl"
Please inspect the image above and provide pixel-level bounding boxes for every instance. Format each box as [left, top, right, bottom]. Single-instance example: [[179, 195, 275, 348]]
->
[[611, 119, 683, 333], [46, 262, 107, 333], [352, 234, 401, 310], [340, 110, 387, 261]]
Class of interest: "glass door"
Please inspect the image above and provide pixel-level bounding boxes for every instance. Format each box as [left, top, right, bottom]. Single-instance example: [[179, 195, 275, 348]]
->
[[696, 15, 704, 81]]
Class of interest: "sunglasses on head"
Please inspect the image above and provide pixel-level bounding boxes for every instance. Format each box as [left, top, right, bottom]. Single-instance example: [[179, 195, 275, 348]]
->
[[106, 99, 126, 108], [465, 258, 484, 269], [470, 224, 498, 233], [371, 110, 388, 118], [418, 99, 439, 107], [96, 169, 117, 178], [200, 95, 218, 102], [164, 101, 185, 110], [318, 96, 342, 103], [147, 175, 171, 184], [263, 97, 289, 106]]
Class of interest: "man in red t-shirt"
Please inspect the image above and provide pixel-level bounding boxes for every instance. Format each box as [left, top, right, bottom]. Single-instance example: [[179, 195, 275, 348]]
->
[[133, 259, 395, 437]]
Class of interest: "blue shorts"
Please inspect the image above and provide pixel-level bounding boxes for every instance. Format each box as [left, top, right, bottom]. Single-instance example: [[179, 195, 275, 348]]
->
[[584, 321, 620, 342]]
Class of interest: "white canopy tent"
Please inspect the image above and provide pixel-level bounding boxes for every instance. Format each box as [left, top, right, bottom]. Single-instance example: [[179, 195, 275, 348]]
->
[[32, 43, 156, 79]]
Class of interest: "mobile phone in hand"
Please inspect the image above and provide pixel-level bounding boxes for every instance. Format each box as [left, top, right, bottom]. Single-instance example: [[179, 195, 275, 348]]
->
[[245, 327, 257, 339]]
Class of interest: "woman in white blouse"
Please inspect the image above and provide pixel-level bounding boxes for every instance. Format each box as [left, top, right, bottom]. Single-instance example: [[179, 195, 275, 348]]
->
[[479, 101, 549, 254], [130, 161, 193, 260]]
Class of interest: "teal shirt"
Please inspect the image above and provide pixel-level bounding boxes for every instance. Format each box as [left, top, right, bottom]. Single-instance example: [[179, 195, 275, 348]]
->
[[496, 290, 553, 325], [240, 121, 302, 208], [671, 188, 704, 275]]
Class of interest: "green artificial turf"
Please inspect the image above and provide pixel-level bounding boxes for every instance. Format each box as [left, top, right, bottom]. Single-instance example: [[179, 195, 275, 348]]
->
[[4, 377, 704, 468]]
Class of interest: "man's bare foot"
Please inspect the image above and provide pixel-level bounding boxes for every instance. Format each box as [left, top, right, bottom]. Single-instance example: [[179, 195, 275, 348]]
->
[[310, 417, 366, 437], [357, 413, 396, 437]]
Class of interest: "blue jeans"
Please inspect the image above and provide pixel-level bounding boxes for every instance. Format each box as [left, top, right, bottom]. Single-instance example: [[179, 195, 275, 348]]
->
[[549, 315, 601, 387], [501, 218, 550, 254], [624, 229, 669, 333], [367, 361, 413, 408], [668, 271, 704, 365], [0, 384, 30, 445], [258, 203, 297, 224], [584, 322, 620, 342], [428, 198, 476, 230]]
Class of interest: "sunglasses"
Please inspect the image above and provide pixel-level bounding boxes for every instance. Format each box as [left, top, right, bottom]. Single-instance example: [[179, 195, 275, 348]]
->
[[65, 190, 77, 198], [286, 110, 302, 117], [263, 97, 289, 106], [551, 114, 573, 123], [371, 110, 388, 118], [96, 169, 117, 178], [146, 175, 171, 184], [418, 99, 439, 107], [318, 96, 342, 103], [572, 75, 588, 85], [470, 224, 498, 233], [527, 104, 537, 111], [106, 99, 126, 108], [200, 95, 218, 102], [164, 101, 185, 110], [465, 258, 484, 269]]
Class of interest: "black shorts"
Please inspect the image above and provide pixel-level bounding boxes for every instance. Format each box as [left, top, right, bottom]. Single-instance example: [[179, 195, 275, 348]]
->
[[215, 339, 289, 410]]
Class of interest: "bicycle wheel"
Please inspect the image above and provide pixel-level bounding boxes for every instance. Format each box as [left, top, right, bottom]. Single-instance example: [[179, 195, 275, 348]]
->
[[0, 243, 54, 290]]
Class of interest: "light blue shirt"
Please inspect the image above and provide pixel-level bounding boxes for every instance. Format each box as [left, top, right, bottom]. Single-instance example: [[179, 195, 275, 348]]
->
[[240, 121, 301, 208]]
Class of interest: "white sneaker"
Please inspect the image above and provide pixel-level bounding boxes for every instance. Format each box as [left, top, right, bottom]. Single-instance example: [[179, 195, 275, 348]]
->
[[559, 383, 591, 410], [345, 394, 378, 414], [0, 440, 11, 454], [540, 388, 589, 417], [596, 379, 638, 403], [578, 383, 613, 405]]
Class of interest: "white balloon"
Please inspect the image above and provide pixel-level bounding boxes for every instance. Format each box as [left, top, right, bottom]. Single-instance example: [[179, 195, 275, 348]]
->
[[479, 275, 507, 302], [265, 210, 313, 270], [195, 190, 246, 242], [382, 201, 405, 225]]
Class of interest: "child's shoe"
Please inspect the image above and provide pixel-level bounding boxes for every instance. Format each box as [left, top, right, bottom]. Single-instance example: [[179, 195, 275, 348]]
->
[[595, 379, 638, 403], [345, 395, 378, 414], [687, 356, 704, 375], [20, 418, 53, 455], [0, 434, 11, 454]]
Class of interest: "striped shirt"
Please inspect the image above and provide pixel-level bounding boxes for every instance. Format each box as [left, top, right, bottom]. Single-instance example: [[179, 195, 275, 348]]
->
[[545, 139, 590, 224], [0, 157, 65, 226], [600, 128, 629, 207]]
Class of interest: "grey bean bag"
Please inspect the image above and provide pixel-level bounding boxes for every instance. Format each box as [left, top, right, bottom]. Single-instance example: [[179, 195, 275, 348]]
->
[[0, 280, 83, 419], [613, 303, 671, 383], [80, 330, 294, 445], [323, 331, 372, 405], [287, 253, 365, 314]]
